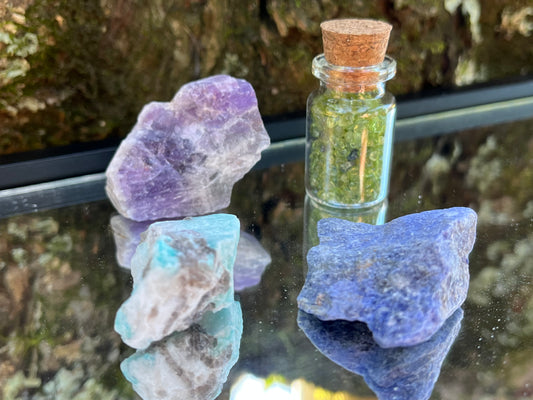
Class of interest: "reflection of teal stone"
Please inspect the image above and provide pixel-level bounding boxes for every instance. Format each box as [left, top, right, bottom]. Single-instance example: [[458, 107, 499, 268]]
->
[[198, 300, 243, 372], [114, 214, 240, 349], [121, 301, 243, 400]]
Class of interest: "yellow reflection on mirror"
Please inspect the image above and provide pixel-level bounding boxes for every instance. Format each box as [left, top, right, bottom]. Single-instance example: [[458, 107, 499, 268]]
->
[[230, 373, 376, 400]]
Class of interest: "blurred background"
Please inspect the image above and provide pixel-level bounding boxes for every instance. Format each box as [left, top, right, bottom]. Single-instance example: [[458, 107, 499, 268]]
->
[[1, 0, 532, 156]]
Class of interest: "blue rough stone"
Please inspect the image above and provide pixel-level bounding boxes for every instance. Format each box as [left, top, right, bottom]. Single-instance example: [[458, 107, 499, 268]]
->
[[121, 300, 243, 400], [297, 308, 463, 400], [110, 214, 270, 291], [114, 214, 240, 349], [297, 207, 477, 347]]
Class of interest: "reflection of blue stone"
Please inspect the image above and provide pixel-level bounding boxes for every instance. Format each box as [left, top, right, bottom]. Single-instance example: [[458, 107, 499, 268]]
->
[[297, 308, 463, 400], [297, 207, 477, 348], [114, 214, 240, 349], [122, 301, 243, 400]]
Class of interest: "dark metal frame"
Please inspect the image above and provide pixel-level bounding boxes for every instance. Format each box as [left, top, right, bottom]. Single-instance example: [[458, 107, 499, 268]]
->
[[1, 78, 533, 217]]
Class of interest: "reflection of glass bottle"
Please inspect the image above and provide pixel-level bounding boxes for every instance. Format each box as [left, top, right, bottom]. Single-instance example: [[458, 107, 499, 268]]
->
[[303, 195, 387, 259], [305, 19, 396, 209]]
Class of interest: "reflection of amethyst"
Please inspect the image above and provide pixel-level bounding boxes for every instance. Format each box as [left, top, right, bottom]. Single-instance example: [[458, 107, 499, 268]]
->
[[121, 301, 243, 400], [297, 308, 463, 400], [110, 215, 270, 291], [298, 207, 477, 348], [105, 75, 270, 221], [234, 231, 271, 291], [110, 215, 154, 269]]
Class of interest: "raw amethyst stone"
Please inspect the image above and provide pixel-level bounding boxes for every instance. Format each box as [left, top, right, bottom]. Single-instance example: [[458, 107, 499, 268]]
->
[[297, 207, 477, 348], [106, 75, 270, 221], [297, 308, 463, 400]]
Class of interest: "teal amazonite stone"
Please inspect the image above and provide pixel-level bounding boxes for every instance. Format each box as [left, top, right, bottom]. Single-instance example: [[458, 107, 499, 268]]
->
[[114, 214, 240, 349], [110, 214, 271, 291]]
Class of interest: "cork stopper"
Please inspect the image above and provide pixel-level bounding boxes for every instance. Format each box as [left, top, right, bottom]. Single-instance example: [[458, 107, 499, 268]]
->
[[321, 19, 392, 67]]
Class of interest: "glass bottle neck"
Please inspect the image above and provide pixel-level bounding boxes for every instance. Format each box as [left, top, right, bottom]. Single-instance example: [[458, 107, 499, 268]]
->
[[312, 54, 396, 95]]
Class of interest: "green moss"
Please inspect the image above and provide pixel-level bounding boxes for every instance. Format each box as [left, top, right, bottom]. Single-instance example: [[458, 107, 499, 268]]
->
[[466, 120, 533, 211], [0, 0, 531, 159], [2, 371, 41, 400]]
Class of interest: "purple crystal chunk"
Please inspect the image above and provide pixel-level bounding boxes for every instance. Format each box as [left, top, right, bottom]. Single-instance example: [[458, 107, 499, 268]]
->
[[297, 207, 477, 348], [106, 75, 270, 221]]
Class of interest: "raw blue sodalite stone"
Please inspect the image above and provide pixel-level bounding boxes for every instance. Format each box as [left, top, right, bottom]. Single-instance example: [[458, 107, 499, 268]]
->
[[114, 214, 240, 349], [297, 207, 477, 348], [297, 308, 463, 400], [121, 300, 243, 400]]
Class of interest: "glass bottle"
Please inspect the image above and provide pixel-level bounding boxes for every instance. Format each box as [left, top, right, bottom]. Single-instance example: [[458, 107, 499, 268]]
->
[[305, 20, 396, 209]]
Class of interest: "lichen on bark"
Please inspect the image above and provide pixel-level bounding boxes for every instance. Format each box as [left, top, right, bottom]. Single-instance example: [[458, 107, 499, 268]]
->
[[0, 0, 532, 155]]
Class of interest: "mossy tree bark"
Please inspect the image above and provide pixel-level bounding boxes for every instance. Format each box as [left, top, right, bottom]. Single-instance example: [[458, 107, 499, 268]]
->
[[0, 0, 532, 154]]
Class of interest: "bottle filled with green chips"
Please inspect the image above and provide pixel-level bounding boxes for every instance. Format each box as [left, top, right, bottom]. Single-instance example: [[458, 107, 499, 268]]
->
[[305, 19, 397, 209]]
